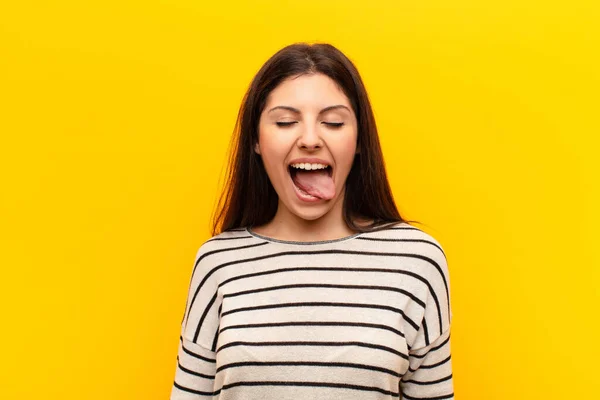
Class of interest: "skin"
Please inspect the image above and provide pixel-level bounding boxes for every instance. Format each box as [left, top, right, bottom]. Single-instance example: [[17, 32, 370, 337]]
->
[[252, 72, 367, 242]]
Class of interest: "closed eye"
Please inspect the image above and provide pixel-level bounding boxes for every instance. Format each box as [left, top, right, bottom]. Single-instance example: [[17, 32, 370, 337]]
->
[[276, 121, 297, 127], [276, 121, 344, 128]]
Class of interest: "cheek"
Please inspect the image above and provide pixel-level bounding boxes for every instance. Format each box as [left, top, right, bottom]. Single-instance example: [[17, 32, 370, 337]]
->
[[258, 129, 289, 171], [334, 133, 358, 167]]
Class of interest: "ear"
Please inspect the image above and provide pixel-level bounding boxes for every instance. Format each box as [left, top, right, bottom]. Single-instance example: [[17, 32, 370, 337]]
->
[[254, 142, 261, 155]]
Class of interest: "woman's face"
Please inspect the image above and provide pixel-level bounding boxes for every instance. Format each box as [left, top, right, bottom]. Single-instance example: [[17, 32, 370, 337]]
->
[[256, 72, 359, 222]]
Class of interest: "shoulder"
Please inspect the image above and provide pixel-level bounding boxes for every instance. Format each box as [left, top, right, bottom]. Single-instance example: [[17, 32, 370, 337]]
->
[[362, 222, 446, 258], [360, 222, 450, 285], [194, 227, 254, 255], [189, 227, 263, 276], [374, 222, 453, 319]]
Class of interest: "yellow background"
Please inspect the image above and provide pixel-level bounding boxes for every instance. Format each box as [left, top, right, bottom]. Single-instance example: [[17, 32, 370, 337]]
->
[[1, 1, 598, 399]]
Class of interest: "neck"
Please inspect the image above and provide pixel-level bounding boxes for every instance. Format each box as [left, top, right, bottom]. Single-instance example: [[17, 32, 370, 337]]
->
[[253, 191, 356, 242]]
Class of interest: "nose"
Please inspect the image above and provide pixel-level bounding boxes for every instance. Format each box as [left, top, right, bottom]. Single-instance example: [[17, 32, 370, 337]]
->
[[297, 122, 323, 150]]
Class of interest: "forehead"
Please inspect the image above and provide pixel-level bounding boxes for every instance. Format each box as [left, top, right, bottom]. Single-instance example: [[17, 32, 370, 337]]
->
[[264, 73, 352, 111]]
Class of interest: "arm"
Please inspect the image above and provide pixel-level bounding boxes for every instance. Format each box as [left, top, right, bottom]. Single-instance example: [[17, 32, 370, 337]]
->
[[400, 328, 454, 399], [400, 242, 454, 399], [171, 334, 217, 399], [170, 244, 220, 399]]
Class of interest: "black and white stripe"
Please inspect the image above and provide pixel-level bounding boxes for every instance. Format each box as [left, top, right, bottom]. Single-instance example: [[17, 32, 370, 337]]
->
[[171, 222, 454, 400]]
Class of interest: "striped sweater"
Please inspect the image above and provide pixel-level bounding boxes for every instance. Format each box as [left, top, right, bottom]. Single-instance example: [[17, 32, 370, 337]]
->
[[170, 222, 454, 400]]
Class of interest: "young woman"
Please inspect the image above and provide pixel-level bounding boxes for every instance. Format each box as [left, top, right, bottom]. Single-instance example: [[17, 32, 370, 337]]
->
[[170, 43, 454, 400]]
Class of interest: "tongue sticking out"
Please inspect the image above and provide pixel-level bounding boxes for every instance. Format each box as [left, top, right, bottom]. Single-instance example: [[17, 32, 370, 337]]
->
[[292, 169, 335, 200]]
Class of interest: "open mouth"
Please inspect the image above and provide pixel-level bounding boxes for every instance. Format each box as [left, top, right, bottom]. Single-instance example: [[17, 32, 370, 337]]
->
[[287, 163, 335, 201], [288, 164, 333, 179]]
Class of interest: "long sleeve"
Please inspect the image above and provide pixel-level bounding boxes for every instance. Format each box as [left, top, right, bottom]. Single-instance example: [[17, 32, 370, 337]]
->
[[170, 243, 221, 399], [400, 246, 454, 400], [400, 328, 454, 399], [171, 335, 217, 398]]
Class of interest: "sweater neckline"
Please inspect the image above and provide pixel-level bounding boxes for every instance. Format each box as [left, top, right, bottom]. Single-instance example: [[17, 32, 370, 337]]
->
[[246, 227, 364, 245]]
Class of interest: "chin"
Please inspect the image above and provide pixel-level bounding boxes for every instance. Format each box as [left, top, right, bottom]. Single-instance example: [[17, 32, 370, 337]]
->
[[293, 211, 327, 221], [289, 203, 335, 221]]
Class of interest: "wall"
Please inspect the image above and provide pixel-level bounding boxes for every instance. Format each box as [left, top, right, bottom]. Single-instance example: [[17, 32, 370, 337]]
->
[[1, 1, 598, 398]]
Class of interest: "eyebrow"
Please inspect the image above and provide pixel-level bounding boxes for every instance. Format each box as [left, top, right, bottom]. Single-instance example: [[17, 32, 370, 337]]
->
[[267, 105, 352, 114]]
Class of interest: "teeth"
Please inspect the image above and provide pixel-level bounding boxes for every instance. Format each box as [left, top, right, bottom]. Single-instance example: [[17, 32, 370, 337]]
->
[[290, 163, 329, 170]]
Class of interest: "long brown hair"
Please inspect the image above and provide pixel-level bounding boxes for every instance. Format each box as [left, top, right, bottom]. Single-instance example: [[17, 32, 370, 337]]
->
[[211, 42, 419, 236]]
